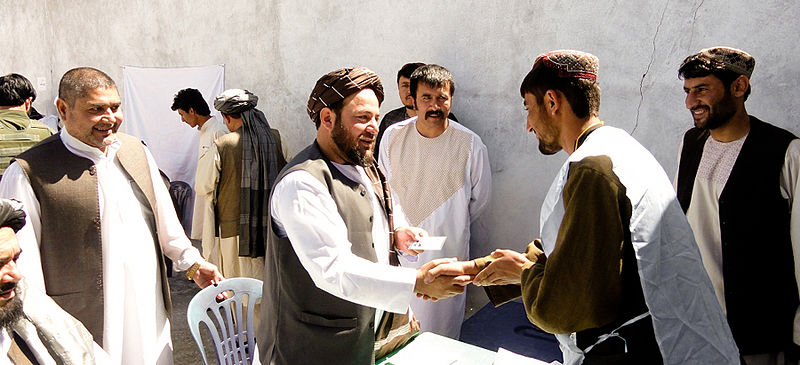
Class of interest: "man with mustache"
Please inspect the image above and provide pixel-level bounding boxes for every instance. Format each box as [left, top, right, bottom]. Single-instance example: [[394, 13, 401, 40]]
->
[[257, 67, 470, 364], [374, 62, 459, 155], [378, 64, 492, 339], [0, 198, 103, 364], [0, 67, 223, 364], [676, 47, 800, 364]]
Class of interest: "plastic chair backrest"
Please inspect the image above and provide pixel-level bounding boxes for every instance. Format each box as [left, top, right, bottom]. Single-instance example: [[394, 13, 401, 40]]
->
[[187, 277, 263, 365]]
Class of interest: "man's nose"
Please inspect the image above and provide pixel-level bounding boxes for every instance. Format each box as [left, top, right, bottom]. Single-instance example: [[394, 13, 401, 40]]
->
[[1, 261, 21, 284], [685, 93, 698, 109]]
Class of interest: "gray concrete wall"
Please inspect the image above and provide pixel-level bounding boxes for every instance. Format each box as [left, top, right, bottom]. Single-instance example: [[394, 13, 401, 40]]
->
[[3, 0, 799, 313]]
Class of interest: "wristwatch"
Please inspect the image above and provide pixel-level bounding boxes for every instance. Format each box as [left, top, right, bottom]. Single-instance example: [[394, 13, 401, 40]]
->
[[185, 262, 201, 281]]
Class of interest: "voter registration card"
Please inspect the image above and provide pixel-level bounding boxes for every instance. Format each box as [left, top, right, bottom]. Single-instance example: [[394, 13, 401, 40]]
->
[[408, 236, 446, 251]]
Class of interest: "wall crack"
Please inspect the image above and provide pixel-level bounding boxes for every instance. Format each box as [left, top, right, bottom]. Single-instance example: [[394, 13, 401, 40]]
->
[[632, 0, 670, 135]]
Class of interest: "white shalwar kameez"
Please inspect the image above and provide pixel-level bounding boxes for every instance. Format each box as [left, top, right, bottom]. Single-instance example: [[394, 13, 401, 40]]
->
[[190, 116, 229, 240], [379, 117, 492, 339], [675, 136, 800, 362], [0, 131, 204, 365], [270, 163, 418, 326]]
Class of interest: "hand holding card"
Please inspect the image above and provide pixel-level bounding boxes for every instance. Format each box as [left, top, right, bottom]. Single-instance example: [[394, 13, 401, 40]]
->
[[408, 236, 446, 251]]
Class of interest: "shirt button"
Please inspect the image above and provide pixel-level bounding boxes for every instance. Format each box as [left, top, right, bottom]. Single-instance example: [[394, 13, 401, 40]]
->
[[89, 166, 97, 175], [369, 216, 373, 222]]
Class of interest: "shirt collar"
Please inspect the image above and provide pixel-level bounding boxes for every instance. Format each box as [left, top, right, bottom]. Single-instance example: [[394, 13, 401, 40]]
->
[[60, 129, 122, 162], [199, 116, 216, 132]]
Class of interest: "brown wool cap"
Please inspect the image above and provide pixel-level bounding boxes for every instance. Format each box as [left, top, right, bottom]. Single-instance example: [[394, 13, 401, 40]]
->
[[687, 46, 755, 78], [534, 50, 599, 81], [306, 67, 384, 125]]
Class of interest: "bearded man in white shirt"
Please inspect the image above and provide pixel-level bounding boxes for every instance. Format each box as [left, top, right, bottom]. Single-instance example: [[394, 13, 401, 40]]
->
[[257, 67, 471, 364], [0, 67, 223, 364], [676, 47, 800, 364]]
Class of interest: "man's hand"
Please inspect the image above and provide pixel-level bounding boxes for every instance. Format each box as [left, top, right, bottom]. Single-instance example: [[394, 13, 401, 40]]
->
[[414, 258, 472, 301], [190, 261, 226, 301], [423, 260, 480, 284], [394, 226, 428, 256], [472, 249, 531, 286], [191, 260, 224, 288]]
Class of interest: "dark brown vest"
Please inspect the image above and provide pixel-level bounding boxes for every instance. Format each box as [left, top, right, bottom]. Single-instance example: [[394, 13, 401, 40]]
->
[[676, 117, 798, 354], [258, 141, 380, 365], [15, 133, 171, 347], [214, 129, 285, 238]]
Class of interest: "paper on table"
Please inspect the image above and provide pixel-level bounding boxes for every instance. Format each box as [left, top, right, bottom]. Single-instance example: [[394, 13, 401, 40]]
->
[[387, 346, 458, 364], [494, 348, 559, 365], [408, 236, 446, 251]]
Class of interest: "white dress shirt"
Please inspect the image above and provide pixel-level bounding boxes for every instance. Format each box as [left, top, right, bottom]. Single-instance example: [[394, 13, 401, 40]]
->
[[270, 163, 417, 317]]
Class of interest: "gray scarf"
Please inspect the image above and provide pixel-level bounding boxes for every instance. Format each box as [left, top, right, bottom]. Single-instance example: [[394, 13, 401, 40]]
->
[[214, 90, 285, 257]]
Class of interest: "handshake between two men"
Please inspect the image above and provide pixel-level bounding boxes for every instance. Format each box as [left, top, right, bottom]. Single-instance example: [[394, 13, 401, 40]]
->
[[399, 227, 545, 301]]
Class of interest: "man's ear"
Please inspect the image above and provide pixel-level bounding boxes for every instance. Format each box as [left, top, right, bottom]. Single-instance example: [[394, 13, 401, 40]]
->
[[731, 75, 749, 98], [24, 97, 33, 113], [544, 89, 560, 115], [188, 107, 197, 116], [56, 98, 68, 120], [320, 107, 334, 131]]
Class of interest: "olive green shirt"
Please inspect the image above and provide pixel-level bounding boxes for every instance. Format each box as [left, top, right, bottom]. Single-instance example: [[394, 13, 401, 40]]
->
[[480, 156, 646, 336]]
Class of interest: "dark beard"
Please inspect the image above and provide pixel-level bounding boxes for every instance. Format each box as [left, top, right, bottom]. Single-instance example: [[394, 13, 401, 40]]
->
[[331, 119, 373, 167], [0, 287, 22, 329], [695, 89, 737, 130]]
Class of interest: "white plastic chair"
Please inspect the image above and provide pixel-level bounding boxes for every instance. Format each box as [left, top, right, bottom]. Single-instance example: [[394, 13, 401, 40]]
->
[[187, 277, 263, 365]]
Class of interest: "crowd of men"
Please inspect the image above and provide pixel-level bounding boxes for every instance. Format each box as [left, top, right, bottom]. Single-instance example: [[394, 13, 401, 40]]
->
[[0, 45, 795, 365]]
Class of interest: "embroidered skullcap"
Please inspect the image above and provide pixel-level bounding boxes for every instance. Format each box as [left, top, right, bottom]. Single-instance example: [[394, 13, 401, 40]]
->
[[307, 67, 384, 125], [684, 46, 755, 78], [214, 89, 258, 114], [0, 199, 25, 232], [534, 50, 599, 81]]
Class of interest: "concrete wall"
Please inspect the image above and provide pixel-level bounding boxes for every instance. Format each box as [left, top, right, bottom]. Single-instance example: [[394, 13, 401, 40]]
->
[[3, 0, 799, 312]]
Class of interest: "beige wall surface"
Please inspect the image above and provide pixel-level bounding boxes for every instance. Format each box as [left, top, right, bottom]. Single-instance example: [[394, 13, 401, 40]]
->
[[3, 0, 799, 313]]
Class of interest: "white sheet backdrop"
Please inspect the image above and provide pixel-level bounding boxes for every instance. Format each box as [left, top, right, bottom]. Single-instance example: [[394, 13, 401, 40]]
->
[[121, 65, 225, 186]]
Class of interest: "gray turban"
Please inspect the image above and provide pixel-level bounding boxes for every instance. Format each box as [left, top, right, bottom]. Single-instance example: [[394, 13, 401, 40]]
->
[[214, 89, 258, 114]]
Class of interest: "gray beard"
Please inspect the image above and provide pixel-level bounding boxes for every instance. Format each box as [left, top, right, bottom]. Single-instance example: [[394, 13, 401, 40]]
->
[[0, 288, 22, 329]]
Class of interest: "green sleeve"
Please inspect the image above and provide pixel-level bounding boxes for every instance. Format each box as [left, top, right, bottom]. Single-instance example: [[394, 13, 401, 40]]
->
[[521, 156, 629, 334]]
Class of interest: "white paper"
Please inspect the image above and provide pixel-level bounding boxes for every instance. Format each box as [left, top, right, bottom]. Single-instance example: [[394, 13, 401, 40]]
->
[[494, 348, 559, 365], [408, 236, 446, 251]]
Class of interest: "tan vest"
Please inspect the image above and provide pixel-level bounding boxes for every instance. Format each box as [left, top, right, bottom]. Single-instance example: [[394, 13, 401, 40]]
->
[[15, 133, 170, 347], [214, 128, 285, 238], [258, 141, 380, 365]]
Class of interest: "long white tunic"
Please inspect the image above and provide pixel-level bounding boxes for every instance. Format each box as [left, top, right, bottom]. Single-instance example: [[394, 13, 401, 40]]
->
[[270, 164, 417, 322], [676, 137, 800, 346], [542, 126, 739, 364], [0, 131, 204, 365], [190, 116, 229, 240], [379, 117, 492, 339]]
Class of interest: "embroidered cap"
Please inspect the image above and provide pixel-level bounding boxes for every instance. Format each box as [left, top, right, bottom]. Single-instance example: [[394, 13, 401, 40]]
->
[[684, 46, 755, 78], [533, 50, 599, 81]]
